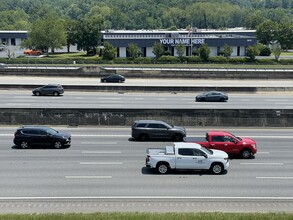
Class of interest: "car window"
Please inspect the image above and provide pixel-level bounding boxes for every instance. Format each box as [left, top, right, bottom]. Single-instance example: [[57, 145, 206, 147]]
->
[[147, 123, 162, 128], [178, 148, 193, 156], [192, 149, 205, 156], [28, 129, 40, 135], [39, 130, 47, 135], [211, 136, 224, 142], [136, 123, 147, 128]]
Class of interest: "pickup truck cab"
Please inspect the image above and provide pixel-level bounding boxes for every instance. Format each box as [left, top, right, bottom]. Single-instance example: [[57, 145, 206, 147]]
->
[[184, 131, 257, 159], [146, 142, 229, 174]]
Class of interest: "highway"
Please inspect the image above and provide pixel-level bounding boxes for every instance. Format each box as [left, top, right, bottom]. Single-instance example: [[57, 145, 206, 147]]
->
[[0, 126, 292, 213], [1, 90, 293, 109]]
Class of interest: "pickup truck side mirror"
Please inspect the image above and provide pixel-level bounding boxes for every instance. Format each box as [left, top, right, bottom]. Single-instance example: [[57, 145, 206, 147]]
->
[[203, 153, 208, 158]]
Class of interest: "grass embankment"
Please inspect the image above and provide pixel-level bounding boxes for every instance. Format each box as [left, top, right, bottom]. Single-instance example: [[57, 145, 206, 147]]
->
[[0, 213, 292, 220]]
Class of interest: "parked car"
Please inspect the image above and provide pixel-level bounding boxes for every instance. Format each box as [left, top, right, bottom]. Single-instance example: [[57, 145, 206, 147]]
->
[[146, 142, 229, 174], [131, 120, 186, 141], [100, 74, 125, 83], [13, 126, 71, 149], [32, 84, 64, 96], [195, 91, 228, 102], [23, 49, 42, 56]]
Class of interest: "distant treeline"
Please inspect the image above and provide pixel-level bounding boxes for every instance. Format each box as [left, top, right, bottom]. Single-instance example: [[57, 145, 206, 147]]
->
[[0, 0, 292, 30]]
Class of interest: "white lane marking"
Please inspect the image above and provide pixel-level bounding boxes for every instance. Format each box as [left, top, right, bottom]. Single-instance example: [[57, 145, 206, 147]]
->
[[98, 101, 124, 103], [73, 134, 128, 137], [134, 98, 144, 100], [81, 142, 117, 145], [5, 103, 32, 106], [157, 98, 167, 100], [0, 196, 293, 200], [241, 99, 250, 101], [267, 99, 288, 102], [257, 152, 270, 154], [82, 151, 122, 154], [99, 104, 124, 107], [240, 163, 283, 165], [256, 177, 293, 179], [80, 162, 123, 165], [65, 176, 112, 179], [98, 98, 122, 100]]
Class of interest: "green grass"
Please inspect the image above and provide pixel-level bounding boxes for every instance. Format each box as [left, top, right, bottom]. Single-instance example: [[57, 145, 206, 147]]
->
[[0, 213, 292, 220]]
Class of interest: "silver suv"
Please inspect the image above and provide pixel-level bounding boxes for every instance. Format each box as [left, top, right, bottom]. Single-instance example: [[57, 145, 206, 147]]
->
[[32, 84, 64, 96], [131, 120, 186, 141]]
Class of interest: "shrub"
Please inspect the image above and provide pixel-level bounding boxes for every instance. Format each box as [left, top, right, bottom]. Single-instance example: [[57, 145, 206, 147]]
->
[[156, 55, 180, 63], [186, 56, 201, 63], [259, 47, 271, 56], [133, 57, 153, 64], [208, 56, 228, 63]]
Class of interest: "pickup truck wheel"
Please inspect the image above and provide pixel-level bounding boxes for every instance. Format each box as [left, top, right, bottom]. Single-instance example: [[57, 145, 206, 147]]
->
[[241, 149, 252, 159], [173, 134, 183, 142], [139, 134, 149, 141], [156, 163, 169, 174], [210, 163, 223, 174]]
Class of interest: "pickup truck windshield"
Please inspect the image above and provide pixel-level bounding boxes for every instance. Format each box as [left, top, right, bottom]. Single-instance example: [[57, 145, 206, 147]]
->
[[201, 146, 213, 155], [230, 132, 242, 141]]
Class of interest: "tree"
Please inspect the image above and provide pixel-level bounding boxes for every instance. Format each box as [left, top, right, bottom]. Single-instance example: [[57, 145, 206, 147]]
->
[[277, 22, 293, 51], [102, 42, 116, 60], [222, 44, 233, 58], [152, 42, 164, 59], [199, 43, 210, 62], [73, 15, 104, 55], [271, 42, 281, 61], [127, 43, 140, 59], [256, 20, 278, 45], [64, 19, 77, 53], [246, 45, 259, 61], [21, 12, 66, 54], [176, 43, 185, 58]]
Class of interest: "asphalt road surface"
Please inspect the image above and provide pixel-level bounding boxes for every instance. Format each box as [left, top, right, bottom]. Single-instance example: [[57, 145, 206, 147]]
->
[[0, 90, 293, 109], [0, 127, 292, 213]]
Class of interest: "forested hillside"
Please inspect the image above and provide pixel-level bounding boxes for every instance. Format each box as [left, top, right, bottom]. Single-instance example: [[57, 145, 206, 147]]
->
[[0, 0, 292, 30]]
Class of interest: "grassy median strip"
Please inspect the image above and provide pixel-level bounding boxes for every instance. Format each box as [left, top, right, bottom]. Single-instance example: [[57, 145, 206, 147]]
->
[[0, 213, 293, 220]]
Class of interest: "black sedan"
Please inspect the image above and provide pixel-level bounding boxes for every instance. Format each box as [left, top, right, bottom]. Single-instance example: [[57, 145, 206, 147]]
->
[[195, 91, 228, 102], [100, 74, 125, 83]]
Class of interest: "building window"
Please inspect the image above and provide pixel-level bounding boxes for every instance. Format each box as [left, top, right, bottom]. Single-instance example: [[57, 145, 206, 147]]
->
[[11, 38, 16, 46]]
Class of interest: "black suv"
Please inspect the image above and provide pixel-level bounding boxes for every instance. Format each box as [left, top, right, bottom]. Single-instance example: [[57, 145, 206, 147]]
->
[[131, 120, 186, 141], [13, 126, 71, 149], [32, 84, 64, 96]]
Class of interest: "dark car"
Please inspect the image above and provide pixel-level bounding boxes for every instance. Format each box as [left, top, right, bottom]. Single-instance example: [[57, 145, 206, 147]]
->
[[0, 63, 8, 68], [195, 91, 228, 102], [13, 126, 71, 149], [101, 74, 125, 83], [131, 120, 186, 141], [32, 84, 64, 96]]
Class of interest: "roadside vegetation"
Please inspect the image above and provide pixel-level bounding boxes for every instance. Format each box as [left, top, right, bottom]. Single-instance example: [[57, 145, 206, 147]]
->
[[0, 212, 293, 220]]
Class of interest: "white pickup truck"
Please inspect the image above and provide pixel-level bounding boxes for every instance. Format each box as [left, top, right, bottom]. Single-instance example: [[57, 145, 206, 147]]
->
[[145, 142, 229, 174]]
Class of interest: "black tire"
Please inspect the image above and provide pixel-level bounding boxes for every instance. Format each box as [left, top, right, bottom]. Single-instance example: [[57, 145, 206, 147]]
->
[[19, 140, 29, 149], [173, 133, 183, 142], [220, 98, 225, 102], [156, 163, 170, 174], [200, 98, 205, 102], [53, 140, 62, 149], [35, 91, 41, 96], [210, 163, 224, 174], [241, 149, 252, 159], [53, 91, 59, 96], [139, 133, 149, 141], [118, 80, 122, 83]]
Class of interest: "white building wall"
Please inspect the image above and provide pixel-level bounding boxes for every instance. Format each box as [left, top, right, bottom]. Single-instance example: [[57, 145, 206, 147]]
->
[[231, 46, 238, 56], [146, 47, 155, 57], [240, 46, 246, 56]]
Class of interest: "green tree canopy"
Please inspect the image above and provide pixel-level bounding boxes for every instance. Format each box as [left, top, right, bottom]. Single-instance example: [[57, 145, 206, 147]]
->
[[73, 15, 104, 55], [152, 42, 164, 59], [127, 43, 140, 59], [199, 43, 210, 62]]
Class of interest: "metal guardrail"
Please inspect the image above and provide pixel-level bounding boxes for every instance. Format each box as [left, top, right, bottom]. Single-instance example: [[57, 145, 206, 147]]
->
[[102, 67, 293, 72]]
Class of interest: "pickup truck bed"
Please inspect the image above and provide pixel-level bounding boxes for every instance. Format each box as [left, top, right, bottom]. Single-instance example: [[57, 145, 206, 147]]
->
[[183, 137, 207, 143]]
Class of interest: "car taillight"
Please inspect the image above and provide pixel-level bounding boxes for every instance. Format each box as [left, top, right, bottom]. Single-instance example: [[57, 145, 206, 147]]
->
[[224, 157, 229, 161]]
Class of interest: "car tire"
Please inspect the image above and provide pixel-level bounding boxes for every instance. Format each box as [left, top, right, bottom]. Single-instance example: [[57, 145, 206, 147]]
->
[[20, 140, 29, 149], [53, 91, 59, 96], [220, 98, 225, 102], [118, 80, 122, 83], [139, 133, 149, 141], [53, 141, 62, 149], [173, 133, 183, 142], [156, 163, 170, 174], [210, 163, 224, 174], [241, 149, 252, 159], [35, 91, 41, 96], [200, 98, 205, 102]]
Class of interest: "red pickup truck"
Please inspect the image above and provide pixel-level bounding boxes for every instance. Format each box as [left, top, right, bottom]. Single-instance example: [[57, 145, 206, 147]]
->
[[183, 131, 257, 159]]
